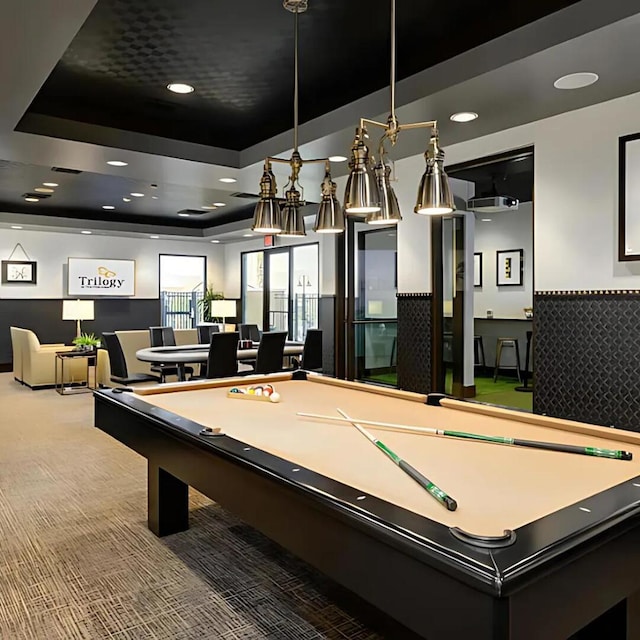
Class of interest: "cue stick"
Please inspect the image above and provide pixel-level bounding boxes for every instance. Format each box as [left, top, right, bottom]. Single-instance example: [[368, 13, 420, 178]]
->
[[298, 412, 633, 462], [336, 408, 458, 511]]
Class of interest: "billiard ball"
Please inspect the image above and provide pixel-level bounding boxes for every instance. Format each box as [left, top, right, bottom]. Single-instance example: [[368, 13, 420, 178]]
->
[[269, 392, 281, 403]]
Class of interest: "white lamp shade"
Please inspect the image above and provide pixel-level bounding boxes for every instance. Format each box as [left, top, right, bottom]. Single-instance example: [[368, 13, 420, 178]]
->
[[62, 299, 94, 321], [210, 300, 236, 318]]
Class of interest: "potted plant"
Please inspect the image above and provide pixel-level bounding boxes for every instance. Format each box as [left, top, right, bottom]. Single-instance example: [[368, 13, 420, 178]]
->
[[197, 287, 224, 322], [72, 332, 101, 351]]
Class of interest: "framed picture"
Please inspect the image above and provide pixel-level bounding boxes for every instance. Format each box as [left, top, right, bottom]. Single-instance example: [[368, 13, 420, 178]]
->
[[473, 253, 483, 287], [1, 260, 37, 284], [619, 133, 640, 261], [496, 249, 523, 286]]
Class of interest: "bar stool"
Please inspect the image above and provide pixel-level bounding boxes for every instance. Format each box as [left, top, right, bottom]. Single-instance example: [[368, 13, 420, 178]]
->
[[494, 337, 521, 383], [473, 335, 486, 371]]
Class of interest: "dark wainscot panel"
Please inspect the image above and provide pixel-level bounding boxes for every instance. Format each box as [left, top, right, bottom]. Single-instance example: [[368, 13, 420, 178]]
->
[[397, 293, 432, 394], [534, 290, 640, 431]]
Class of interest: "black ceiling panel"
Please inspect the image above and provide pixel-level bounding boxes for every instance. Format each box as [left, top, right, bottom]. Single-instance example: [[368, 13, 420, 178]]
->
[[21, 0, 580, 151]]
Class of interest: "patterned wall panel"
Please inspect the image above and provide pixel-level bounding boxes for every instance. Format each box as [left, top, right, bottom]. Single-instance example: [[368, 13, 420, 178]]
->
[[534, 291, 640, 432], [397, 293, 432, 394], [318, 296, 335, 377]]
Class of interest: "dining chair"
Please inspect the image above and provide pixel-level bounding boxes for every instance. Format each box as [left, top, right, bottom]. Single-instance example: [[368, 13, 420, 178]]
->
[[197, 324, 220, 345], [147, 326, 192, 381], [254, 331, 287, 374], [206, 332, 240, 379], [149, 326, 176, 347], [238, 323, 261, 343], [299, 329, 323, 371], [102, 332, 160, 385]]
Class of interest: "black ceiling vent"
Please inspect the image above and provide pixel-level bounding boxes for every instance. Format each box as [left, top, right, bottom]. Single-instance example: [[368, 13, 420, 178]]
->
[[51, 167, 83, 174], [230, 192, 259, 200], [22, 192, 52, 200], [177, 209, 207, 216]]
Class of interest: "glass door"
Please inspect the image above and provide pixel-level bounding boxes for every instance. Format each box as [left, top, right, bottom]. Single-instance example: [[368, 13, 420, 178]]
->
[[266, 249, 290, 332], [291, 244, 319, 341], [242, 251, 264, 327]]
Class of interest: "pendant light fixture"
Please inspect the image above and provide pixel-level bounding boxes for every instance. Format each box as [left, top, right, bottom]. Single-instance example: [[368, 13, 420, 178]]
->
[[252, 0, 345, 235], [344, 0, 455, 220]]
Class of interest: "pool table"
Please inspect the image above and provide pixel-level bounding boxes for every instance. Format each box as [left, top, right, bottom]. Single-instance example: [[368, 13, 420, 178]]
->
[[93, 372, 640, 640]]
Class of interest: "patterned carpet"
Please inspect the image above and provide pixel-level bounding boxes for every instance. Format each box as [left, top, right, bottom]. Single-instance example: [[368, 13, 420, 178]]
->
[[0, 374, 416, 640]]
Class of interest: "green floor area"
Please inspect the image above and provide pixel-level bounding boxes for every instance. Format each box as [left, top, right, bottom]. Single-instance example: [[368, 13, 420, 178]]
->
[[365, 371, 533, 411]]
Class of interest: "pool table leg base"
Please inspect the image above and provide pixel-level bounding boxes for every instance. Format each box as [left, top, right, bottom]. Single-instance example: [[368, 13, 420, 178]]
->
[[148, 461, 189, 536]]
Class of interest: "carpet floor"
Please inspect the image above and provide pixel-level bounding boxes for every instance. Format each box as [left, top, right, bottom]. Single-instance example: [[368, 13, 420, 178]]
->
[[0, 374, 414, 640]]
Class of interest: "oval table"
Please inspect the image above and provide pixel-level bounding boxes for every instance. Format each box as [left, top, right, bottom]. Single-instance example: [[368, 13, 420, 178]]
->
[[136, 342, 304, 381]]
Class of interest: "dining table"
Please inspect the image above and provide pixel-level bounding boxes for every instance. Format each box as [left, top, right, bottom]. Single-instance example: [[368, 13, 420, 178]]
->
[[135, 341, 304, 381]]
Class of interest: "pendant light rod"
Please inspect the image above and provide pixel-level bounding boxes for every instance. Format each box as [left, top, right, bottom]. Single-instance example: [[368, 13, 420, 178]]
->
[[293, 8, 299, 152], [390, 0, 396, 125]]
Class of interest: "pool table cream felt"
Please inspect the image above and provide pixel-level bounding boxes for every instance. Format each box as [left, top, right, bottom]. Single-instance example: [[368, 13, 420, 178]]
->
[[132, 376, 640, 537]]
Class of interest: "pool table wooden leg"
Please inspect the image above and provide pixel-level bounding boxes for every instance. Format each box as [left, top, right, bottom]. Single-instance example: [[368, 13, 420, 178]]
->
[[626, 587, 640, 639], [147, 461, 189, 536]]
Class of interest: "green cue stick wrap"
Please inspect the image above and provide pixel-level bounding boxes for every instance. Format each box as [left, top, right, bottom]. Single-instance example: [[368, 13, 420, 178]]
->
[[438, 429, 632, 461], [336, 409, 457, 512]]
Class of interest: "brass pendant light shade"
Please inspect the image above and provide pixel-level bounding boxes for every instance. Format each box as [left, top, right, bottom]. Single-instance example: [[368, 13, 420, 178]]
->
[[414, 134, 455, 215], [367, 163, 402, 224], [280, 188, 306, 237], [344, 128, 381, 215], [314, 170, 345, 233], [252, 164, 282, 233]]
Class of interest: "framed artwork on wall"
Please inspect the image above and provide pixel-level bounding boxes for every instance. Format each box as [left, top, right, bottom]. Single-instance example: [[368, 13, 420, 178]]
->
[[1, 260, 37, 284], [473, 253, 483, 287], [496, 249, 523, 286], [619, 133, 640, 261]]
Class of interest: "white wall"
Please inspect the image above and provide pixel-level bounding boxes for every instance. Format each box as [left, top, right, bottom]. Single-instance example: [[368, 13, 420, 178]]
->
[[0, 229, 224, 299], [473, 202, 533, 318], [391, 90, 640, 292]]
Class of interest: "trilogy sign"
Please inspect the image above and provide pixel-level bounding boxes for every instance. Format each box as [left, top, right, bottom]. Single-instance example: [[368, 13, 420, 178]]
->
[[68, 258, 136, 296]]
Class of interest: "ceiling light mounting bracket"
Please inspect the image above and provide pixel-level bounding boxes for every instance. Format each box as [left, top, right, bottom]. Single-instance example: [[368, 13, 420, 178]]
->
[[283, 0, 308, 13]]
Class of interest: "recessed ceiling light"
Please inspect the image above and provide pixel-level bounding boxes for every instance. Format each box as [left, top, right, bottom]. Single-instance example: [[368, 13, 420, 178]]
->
[[450, 112, 479, 123], [329, 155, 348, 162], [150, 235, 160, 239], [102, 205, 115, 210], [213, 202, 226, 207], [243, 233, 253, 237], [219, 177, 237, 183], [553, 72, 599, 90], [178, 213, 190, 217], [34, 187, 54, 193], [107, 160, 128, 167], [42, 182, 58, 187], [24, 197, 39, 202], [211, 240, 220, 243], [122, 197, 131, 202], [11, 225, 22, 229], [130, 192, 145, 197], [167, 82, 195, 94], [151, 195, 159, 199], [201, 205, 217, 210], [481, 218, 492, 222], [81, 230, 92, 234]]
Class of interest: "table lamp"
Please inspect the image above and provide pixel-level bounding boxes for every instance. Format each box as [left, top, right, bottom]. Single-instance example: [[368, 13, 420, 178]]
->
[[210, 299, 236, 331], [62, 299, 94, 338]]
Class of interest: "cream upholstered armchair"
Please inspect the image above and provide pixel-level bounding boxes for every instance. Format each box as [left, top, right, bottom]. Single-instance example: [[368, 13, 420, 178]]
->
[[10, 327, 86, 389]]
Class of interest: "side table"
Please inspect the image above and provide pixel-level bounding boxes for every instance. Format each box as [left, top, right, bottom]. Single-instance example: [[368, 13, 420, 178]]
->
[[55, 350, 97, 395]]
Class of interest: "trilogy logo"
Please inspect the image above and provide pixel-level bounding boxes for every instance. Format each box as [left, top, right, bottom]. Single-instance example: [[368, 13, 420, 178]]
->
[[77, 266, 125, 289]]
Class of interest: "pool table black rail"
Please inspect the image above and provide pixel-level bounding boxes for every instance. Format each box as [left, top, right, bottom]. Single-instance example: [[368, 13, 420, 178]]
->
[[94, 388, 640, 601]]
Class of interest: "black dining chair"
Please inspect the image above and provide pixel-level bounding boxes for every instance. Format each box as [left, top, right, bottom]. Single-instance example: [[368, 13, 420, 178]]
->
[[149, 326, 176, 347], [102, 332, 160, 385], [298, 329, 323, 371], [254, 331, 287, 374], [238, 323, 261, 343], [197, 324, 220, 345], [147, 326, 193, 381], [205, 332, 240, 379]]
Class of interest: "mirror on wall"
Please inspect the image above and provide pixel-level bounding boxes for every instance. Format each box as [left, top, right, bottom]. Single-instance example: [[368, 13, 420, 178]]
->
[[446, 148, 534, 410]]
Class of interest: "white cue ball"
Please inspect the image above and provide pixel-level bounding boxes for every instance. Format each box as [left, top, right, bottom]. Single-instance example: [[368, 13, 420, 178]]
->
[[269, 392, 281, 403]]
